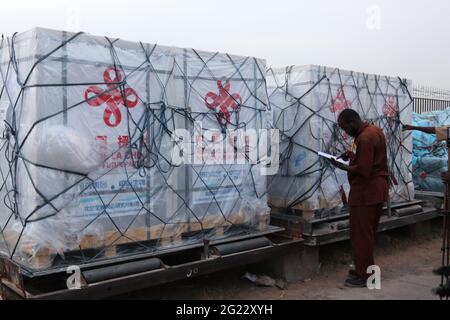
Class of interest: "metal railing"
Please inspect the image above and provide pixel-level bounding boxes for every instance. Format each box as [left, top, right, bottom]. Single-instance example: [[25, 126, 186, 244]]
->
[[413, 85, 450, 114]]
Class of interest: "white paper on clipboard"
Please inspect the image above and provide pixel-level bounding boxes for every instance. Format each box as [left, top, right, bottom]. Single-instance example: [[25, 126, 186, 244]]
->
[[317, 151, 349, 165]]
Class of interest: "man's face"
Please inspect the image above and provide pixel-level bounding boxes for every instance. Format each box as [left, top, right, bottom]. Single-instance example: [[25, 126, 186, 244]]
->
[[338, 119, 359, 138]]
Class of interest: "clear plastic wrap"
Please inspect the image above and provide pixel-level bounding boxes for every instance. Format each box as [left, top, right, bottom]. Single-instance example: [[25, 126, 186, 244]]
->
[[266, 65, 414, 213], [0, 28, 270, 271]]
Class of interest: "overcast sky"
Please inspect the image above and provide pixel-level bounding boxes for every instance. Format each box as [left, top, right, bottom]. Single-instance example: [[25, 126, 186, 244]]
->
[[1, 0, 449, 89]]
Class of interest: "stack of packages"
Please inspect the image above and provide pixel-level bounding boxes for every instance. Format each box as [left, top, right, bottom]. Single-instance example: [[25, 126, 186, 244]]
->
[[412, 108, 450, 191], [0, 28, 270, 270], [266, 65, 415, 217]]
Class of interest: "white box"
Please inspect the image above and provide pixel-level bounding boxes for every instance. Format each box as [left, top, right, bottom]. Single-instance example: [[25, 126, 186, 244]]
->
[[0, 28, 269, 269], [266, 65, 414, 210]]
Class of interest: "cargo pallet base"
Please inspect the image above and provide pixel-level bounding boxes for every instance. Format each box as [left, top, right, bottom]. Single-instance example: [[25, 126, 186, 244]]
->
[[270, 200, 442, 246], [8, 215, 271, 270], [0, 224, 298, 300]]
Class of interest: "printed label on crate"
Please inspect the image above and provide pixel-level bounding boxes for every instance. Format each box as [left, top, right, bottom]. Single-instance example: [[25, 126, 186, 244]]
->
[[69, 67, 149, 219], [74, 138, 149, 218], [94, 135, 147, 171], [64, 131, 149, 218], [78, 190, 147, 219], [192, 165, 245, 204], [192, 187, 239, 205], [79, 177, 147, 195]]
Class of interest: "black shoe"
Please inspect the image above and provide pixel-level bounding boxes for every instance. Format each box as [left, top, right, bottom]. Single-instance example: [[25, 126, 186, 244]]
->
[[348, 269, 357, 277], [344, 276, 367, 288], [346, 269, 359, 280]]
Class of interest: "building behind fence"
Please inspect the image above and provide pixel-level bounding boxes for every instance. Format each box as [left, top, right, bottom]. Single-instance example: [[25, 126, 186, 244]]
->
[[413, 85, 450, 114]]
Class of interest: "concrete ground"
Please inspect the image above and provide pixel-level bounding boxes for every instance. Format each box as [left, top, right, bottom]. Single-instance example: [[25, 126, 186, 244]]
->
[[117, 219, 445, 300]]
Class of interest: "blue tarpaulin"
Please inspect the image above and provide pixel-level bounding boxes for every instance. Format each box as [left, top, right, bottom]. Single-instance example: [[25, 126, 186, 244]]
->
[[412, 108, 450, 191]]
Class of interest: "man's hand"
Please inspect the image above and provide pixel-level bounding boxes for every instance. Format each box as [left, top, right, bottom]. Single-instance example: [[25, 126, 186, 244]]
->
[[337, 151, 355, 162], [441, 171, 450, 183], [328, 158, 345, 170]]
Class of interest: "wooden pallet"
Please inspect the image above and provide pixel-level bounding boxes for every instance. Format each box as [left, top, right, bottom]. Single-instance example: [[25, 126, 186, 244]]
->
[[8, 213, 271, 270], [269, 196, 342, 216]]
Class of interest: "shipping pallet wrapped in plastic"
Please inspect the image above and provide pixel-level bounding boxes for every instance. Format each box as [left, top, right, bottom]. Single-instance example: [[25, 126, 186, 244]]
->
[[412, 108, 450, 191], [0, 28, 270, 270], [266, 65, 415, 217]]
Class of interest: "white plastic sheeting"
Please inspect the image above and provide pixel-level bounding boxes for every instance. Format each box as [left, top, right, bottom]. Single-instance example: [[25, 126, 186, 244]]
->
[[266, 65, 414, 212], [0, 28, 270, 270]]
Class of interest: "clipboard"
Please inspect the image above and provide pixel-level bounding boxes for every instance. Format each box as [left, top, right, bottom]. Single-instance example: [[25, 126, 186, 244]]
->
[[317, 151, 349, 165]]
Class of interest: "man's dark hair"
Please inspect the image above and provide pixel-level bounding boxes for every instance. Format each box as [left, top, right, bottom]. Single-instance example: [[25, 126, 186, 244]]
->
[[338, 109, 361, 123]]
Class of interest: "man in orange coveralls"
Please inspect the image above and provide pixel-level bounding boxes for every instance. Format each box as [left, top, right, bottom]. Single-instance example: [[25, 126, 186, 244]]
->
[[329, 109, 389, 287]]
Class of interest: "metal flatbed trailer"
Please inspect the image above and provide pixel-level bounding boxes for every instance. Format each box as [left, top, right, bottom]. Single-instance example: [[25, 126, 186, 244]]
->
[[0, 226, 305, 300], [302, 206, 441, 246], [1, 196, 442, 300], [271, 200, 443, 246]]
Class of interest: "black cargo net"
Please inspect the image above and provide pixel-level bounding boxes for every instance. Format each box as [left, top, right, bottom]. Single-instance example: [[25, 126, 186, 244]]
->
[[0, 30, 269, 270], [266, 66, 414, 213]]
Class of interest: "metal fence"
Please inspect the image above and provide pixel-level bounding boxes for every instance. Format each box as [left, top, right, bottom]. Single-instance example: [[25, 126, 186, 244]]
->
[[413, 85, 450, 114]]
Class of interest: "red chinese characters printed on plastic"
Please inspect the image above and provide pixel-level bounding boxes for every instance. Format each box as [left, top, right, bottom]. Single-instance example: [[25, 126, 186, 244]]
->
[[204, 80, 242, 127], [117, 135, 129, 148], [330, 87, 352, 114], [85, 67, 139, 128], [382, 96, 399, 117]]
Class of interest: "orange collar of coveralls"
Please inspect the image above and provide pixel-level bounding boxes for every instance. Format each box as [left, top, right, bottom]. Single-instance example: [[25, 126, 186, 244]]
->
[[349, 122, 369, 153], [354, 122, 370, 140]]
